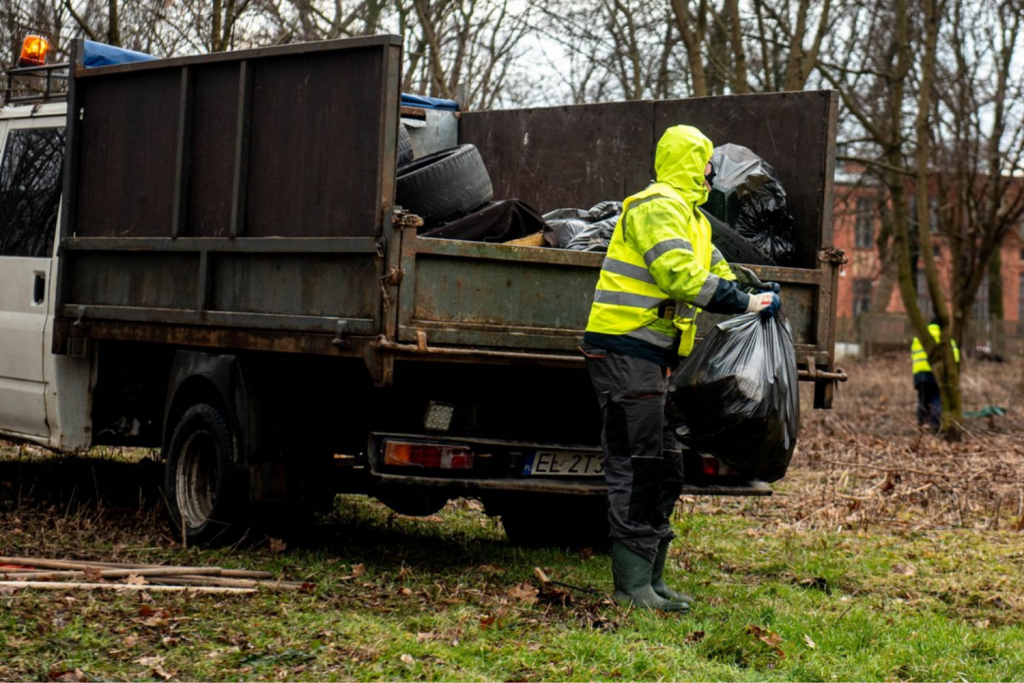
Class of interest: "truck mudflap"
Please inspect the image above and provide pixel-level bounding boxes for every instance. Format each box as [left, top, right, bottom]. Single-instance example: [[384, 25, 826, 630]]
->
[[367, 432, 772, 497]]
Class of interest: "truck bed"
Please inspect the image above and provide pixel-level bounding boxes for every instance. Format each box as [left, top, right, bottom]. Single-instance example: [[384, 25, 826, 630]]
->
[[53, 37, 845, 408]]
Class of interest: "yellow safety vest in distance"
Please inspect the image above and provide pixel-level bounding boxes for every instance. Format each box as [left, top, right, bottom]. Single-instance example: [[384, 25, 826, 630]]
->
[[585, 182, 733, 359], [911, 323, 960, 374]]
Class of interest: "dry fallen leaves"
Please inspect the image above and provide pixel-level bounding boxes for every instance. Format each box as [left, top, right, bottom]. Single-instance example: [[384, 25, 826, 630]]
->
[[507, 582, 538, 605], [795, 576, 831, 594], [683, 630, 705, 645], [82, 566, 104, 582], [533, 567, 572, 606], [747, 624, 786, 658], [152, 664, 174, 681], [339, 564, 366, 582], [803, 634, 817, 649]]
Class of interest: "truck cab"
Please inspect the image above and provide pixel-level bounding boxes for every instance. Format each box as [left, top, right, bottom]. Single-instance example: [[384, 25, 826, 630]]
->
[[0, 99, 93, 451]]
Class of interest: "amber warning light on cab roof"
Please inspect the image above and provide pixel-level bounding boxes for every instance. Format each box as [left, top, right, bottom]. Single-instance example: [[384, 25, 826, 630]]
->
[[19, 35, 50, 68]]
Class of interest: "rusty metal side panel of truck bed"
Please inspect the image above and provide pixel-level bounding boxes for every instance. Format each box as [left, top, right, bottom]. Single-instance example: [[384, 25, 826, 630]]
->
[[382, 91, 843, 405], [54, 36, 403, 364]]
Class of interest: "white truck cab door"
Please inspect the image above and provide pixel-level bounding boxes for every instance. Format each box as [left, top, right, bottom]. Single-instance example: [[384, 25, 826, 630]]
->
[[0, 120, 66, 442]]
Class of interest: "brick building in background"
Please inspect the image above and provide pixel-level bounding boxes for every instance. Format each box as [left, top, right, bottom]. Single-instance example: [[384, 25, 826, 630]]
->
[[831, 165, 1024, 358]]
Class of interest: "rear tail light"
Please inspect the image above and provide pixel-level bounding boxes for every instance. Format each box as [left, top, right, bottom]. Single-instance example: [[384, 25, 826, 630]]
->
[[384, 441, 474, 470], [700, 455, 739, 477]]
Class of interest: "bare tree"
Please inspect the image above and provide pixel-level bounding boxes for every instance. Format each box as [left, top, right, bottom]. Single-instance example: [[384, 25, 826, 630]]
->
[[389, 0, 534, 109], [821, 0, 1024, 438], [669, 0, 832, 96]]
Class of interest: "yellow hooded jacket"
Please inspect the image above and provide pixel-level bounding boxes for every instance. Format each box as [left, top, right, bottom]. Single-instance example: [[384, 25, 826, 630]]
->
[[583, 125, 749, 365], [911, 323, 960, 375]]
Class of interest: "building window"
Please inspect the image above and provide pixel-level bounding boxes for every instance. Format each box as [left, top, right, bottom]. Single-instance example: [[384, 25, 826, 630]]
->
[[928, 196, 939, 233], [853, 278, 872, 316], [855, 198, 873, 248], [1019, 273, 1024, 323], [973, 273, 989, 322]]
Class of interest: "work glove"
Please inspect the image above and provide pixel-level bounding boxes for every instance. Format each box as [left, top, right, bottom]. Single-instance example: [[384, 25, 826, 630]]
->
[[745, 291, 782, 317], [733, 265, 781, 294]]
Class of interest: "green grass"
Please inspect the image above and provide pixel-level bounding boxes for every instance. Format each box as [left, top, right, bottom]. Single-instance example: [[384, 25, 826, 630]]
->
[[2, 488, 1022, 682]]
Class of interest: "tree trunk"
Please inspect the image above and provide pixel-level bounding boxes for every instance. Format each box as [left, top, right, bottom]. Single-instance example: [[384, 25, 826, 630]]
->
[[106, 0, 120, 47], [212, 0, 223, 52], [670, 0, 708, 96]]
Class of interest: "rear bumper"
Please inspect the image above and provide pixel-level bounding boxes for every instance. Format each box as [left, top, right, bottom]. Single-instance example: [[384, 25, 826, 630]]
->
[[372, 472, 772, 497]]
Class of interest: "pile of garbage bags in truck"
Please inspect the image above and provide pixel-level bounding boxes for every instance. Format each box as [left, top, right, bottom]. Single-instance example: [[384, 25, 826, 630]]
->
[[537, 144, 797, 265], [410, 139, 797, 267]]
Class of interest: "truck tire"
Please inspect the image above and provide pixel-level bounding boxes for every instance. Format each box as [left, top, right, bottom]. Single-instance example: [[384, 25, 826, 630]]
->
[[497, 494, 610, 550], [397, 123, 414, 167], [396, 144, 493, 228], [164, 403, 249, 546]]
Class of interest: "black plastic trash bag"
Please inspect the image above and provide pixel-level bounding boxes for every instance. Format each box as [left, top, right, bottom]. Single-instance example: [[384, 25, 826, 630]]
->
[[704, 143, 796, 265], [543, 201, 622, 251], [668, 312, 799, 482]]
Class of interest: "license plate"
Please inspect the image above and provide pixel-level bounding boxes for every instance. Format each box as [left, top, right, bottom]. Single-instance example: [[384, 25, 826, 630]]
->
[[522, 450, 604, 476]]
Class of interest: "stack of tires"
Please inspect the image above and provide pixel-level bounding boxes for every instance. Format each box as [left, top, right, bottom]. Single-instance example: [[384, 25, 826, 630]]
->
[[395, 123, 493, 229]]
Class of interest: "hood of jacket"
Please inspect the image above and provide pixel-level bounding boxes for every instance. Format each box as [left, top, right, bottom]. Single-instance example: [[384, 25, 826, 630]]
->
[[654, 125, 714, 206]]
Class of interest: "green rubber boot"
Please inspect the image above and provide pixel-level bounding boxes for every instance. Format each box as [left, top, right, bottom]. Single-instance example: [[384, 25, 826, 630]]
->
[[651, 538, 694, 607], [611, 540, 689, 612]]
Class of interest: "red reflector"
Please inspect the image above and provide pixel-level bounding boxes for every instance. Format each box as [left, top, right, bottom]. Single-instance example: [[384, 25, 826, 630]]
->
[[701, 456, 719, 477], [384, 441, 474, 470]]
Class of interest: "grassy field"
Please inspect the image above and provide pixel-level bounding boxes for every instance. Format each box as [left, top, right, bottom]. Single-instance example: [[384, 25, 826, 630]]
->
[[1, 355, 1023, 681]]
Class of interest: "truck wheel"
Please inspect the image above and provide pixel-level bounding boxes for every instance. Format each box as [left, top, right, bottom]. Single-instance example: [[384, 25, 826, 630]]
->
[[497, 494, 610, 550], [164, 403, 248, 546], [396, 144, 493, 228], [397, 122, 414, 166]]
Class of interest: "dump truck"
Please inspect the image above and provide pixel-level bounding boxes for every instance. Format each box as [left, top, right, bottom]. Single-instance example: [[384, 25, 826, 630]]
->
[[0, 35, 846, 547]]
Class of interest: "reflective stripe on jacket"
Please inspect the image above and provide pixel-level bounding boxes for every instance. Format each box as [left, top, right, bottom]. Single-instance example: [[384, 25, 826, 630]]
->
[[911, 323, 961, 374], [584, 125, 735, 360]]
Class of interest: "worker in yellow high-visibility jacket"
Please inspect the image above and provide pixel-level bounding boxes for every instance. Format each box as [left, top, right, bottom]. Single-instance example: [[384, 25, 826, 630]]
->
[[911, 322, 960, 430], [582, 125, 781, 612]]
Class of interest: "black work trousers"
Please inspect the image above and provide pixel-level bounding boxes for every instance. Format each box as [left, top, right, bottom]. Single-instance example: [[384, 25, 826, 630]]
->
[[914, 371, 942, 429], [584, 347, 685, 563]]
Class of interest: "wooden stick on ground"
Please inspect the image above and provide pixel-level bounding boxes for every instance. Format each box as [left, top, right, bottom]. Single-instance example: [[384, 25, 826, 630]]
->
[[147, 576, 308, 590], [0, 557, 274, 579], [1, 567, 224, 581], [0, 581, 254, 594]]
